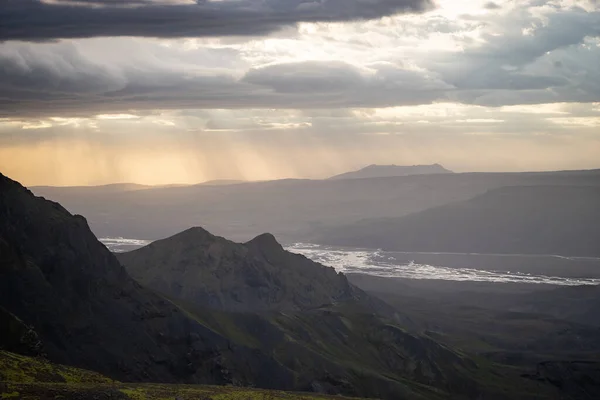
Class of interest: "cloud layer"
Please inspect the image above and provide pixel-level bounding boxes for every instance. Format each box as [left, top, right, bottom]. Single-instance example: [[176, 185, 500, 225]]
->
[[1, 0, 600, 185], [0, 42, 449, 116], [1, 1, 599, 116], [0, 0, 432, 41]]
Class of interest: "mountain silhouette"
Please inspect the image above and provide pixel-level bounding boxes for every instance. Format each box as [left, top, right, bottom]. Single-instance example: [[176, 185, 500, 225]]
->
[[328, 163, 452, 180]]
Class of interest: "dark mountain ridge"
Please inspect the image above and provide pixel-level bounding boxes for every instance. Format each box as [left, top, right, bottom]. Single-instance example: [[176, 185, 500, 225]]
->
[[0, 172, 292, 387], [117, 227, 377, 313]]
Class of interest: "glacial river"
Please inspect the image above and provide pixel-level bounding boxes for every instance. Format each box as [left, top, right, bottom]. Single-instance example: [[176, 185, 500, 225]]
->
[[101, 238, 600, 286]]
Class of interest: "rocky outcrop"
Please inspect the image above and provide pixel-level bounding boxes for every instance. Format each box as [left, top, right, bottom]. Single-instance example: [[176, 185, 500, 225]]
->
[[118, 227, 373, 313], [0, 307, 44, 358]]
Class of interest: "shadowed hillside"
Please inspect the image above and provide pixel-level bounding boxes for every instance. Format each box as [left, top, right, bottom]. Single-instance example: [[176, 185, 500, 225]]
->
[[312, 185, 600, 257], [508, 284, 600, 327], [0, 172, 295, 388], [117, 228, 383, 313], [346, 274, 600, 400]]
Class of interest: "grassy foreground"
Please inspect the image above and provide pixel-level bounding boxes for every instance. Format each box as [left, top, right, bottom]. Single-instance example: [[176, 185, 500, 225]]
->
[[0, 351, 365, 400]]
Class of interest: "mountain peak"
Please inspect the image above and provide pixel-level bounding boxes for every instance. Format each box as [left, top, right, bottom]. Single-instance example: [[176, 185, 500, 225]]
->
[[245, 232, 283, 251], [158, 226, 217, 245], [118, 228, 367, 312], [177, 226, 213, 238]]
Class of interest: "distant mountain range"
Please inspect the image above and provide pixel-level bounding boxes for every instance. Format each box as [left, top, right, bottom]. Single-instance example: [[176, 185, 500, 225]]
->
[[310, 185, 600, 257], [30, 179, 243, 193], [198, 179, 246, 186], [29, 168, 600, 242], [328, 164, 453, 180]]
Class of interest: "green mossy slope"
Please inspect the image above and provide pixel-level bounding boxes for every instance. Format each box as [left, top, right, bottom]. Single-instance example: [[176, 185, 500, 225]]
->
[[0, 351, 366, 400]]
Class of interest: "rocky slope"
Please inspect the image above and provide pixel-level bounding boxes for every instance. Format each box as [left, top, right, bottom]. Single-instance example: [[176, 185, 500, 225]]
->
[[0, 172, 288, 387], [117, 228, 379, 313], [0, 307, 44, 358], [176, 301, 486, 400]]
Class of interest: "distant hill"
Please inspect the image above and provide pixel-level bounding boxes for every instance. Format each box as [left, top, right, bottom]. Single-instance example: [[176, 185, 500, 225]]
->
[[30, 182, 190, 196], [311, 185, 600, 257], [30, 169, 600, 243], [328, 164, 453, 180], [117, 227, 386, 314], [31, 182, 152, 193], [198, 179, 246, 186]]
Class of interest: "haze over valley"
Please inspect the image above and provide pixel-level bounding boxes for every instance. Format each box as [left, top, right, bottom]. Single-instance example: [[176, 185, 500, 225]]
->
[[34, 166, 600, 289]]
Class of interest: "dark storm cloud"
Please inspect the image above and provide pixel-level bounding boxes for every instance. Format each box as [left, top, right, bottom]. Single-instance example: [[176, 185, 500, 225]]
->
[[0, 0, 433, 41], [0, 46, 450, 117], [1, 2, 599, 116]]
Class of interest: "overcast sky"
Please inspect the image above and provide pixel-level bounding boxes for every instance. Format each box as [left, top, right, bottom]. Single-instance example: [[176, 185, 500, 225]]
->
[[1, 0, 599, 185]]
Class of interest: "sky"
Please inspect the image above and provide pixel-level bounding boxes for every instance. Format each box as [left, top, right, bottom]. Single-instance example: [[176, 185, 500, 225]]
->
[[1, 0, 599, 185]]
